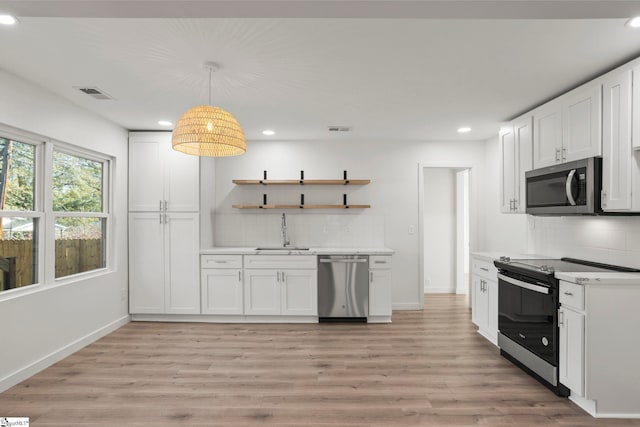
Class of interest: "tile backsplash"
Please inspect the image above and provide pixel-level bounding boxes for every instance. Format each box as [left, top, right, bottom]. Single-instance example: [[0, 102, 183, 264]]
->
[[214, 213, 385, 248], [527, 216, 640, 268]]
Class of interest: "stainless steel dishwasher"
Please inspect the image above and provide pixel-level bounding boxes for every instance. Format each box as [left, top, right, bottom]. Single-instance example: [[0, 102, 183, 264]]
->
[[318, 255, 369, 321]]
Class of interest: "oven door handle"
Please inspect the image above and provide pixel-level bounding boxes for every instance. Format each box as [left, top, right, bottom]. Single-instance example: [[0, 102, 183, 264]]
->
[[565, 169, 577, 206], [498, 273, 550, 294]]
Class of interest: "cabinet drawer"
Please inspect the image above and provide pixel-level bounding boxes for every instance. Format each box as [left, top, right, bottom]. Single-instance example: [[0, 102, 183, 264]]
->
[[472, 258, 497, 280], [559, 281, 585, 311], [370, 255, 392, 269], [244, 255, 317, 270], [201, 255, 243, 269]]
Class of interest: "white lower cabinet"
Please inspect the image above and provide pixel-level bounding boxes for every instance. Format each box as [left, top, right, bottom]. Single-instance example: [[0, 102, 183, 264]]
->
[[471, 256, 498, 345], [557, 278, 640, 417], [369, 256, 392, 321], [243, 256, 317, 317], [202, 269, 243, 314], [129, 212, 200, 315], [559, 305, 585, 397]]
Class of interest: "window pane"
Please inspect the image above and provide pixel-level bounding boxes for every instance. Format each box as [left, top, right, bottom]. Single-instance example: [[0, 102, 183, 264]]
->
[[0, 217, 38, 290], [0, 138, 36, 211], [53, 151, 103, 212], [55, 217, 105, 278]]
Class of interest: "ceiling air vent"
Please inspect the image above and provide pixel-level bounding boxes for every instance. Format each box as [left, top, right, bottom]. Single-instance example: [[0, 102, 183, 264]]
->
[[75, 86, 114, 100], [328, 126, 351, 132]]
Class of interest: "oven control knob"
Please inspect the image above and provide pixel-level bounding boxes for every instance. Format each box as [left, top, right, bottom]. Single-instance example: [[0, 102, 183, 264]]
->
[[548, 267, 555, 273], [540, 265, 548, 271], [499, 256, 511, 262], [542, 337, 549, 347]]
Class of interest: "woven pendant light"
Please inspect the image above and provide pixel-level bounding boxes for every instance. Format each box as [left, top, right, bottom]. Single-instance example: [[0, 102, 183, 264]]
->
[[172, 63, 246, 157]]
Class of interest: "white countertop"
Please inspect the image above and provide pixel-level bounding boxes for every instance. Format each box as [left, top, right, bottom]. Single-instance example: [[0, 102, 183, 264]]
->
[[556, 271, 640, 285], [201, 247, 395, 255], [471, 251, 549, 263]]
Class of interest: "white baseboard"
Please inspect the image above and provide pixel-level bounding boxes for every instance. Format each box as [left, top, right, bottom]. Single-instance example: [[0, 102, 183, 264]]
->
[[424, 287, 455, 294], [0, 315, 130, 393], [392, 302, 422, 310]]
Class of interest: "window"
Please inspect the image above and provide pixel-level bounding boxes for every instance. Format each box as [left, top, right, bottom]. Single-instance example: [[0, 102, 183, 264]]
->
[[0, 137, 40, 291], [52, 150, 108, 278], [0, 126, 112, 294]]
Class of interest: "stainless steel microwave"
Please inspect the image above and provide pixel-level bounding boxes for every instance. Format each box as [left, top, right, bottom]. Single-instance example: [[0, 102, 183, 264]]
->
[[525, 157, 602, 215]]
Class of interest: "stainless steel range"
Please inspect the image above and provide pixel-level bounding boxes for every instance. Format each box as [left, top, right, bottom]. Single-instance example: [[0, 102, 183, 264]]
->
[[493, 257, 640, 396]]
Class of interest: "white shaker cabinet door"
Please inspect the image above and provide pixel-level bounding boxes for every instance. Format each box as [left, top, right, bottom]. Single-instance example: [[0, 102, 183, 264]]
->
[[559, 307, 585, 397], [244, 270, 281, 315], [280, 269, 317, 316], [129, 213, 165, 314], [201, 269, 244, 315], [369, 268, 392, 316], [562, 82, 602, 163], [602, 69, 633, 211], [499, 125, 517, 213], [129, 136, 165, 212], [164, 146, 200, 212], [533, 101, 563, 169], [165, 212, 200, 314]]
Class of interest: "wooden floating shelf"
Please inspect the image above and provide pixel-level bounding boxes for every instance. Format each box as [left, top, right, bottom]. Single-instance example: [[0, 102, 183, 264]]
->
[[232, 204, 371, 210], [232, 179, 370, 186]]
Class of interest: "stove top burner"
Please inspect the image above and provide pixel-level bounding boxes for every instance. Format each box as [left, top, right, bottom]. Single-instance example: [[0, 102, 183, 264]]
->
[[496, 257, 640, 277]]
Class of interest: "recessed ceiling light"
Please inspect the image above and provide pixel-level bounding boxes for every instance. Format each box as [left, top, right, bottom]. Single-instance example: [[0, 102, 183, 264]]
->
[[626, 16, 640, 27], [262, 130, 275, 136], [158, 120, 173, 126], [457, 127, 472, 133], [0, 14, 17, 25]]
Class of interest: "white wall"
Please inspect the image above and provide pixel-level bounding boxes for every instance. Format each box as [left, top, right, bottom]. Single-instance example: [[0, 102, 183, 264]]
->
[[0, 69, 129, 392], [527, 216, 640, 268], [206, 139, 486, 309], [423, 168, 456, 293]]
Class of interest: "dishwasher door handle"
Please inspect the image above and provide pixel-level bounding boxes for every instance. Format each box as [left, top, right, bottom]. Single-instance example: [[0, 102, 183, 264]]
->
[[320, 259, 368, 263]]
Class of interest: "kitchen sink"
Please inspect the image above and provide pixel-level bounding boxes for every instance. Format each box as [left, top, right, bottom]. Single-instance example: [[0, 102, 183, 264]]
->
[[255, 247, 310, 251]]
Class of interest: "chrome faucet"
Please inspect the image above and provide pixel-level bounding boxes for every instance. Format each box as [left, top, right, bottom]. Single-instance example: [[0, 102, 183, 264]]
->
[[281, 213, 290, 247]]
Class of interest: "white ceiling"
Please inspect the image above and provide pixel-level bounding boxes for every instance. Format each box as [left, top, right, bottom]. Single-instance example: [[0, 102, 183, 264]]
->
[[2, 1, 640, 142]]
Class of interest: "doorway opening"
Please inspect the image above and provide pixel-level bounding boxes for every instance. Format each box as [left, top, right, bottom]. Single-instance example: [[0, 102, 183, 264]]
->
[[418, 165, 472, 308]]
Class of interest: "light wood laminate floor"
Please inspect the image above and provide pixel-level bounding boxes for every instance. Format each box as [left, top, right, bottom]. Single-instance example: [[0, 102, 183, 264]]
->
[[2, 294, 640, 426]]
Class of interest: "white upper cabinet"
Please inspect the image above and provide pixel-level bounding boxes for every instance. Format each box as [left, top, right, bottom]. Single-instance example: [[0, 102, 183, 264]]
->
[[602, 68, 633, 211], [500, 115, 532, 213], [533, 100, 563, 169], [533, 81, 602, 169], [129, 132, 199, 212], [562, 82, 602, 163]]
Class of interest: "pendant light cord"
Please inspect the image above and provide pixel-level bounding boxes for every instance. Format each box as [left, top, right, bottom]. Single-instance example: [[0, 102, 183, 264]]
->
[[208, 66, 212, 106]]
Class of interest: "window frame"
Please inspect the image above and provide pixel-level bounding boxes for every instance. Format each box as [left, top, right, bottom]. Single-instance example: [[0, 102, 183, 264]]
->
[[0, 127, 45, 292], [0, 123, 115, 297], [49, 141, 112, 282]]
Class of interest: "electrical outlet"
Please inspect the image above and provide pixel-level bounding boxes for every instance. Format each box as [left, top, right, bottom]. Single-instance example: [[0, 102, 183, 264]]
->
[[345, 226, 350, 234], [408, 225, 415, 235]]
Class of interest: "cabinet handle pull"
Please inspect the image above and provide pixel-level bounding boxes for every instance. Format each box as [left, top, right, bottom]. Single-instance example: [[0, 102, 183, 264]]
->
[[558, 310, 564, 326], [601, 190, 607, 207], [281, 271, 285, 282], [164, 213, 168, 224], [480, 267, 489, 272], [555, 149, 561, 161], [561, 147, 567, 160], [370, 271, 373, 283], [159, 213, 162, 224], [513, 199, 518, 210], [164, 200, 168, 211], [159, 200, 162, 211], [564, 291, 573, 296], [238, 271, 242, 281], [277, 271, 280, 282]]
